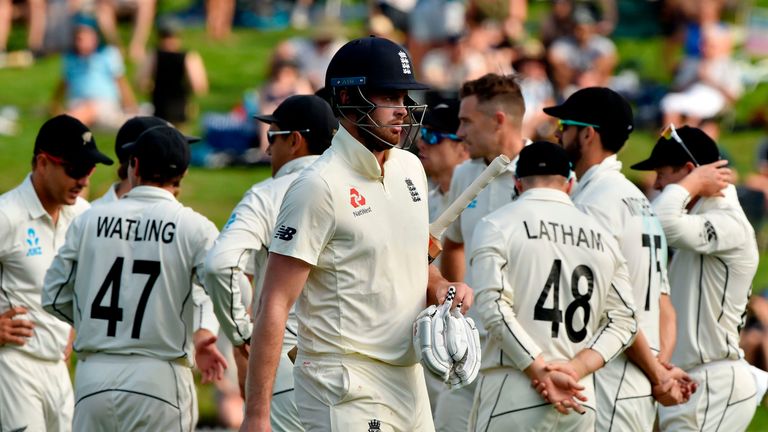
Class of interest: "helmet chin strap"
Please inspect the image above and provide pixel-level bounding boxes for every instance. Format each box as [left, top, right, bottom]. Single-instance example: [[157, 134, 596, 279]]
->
[[336, 86, 426, 151]]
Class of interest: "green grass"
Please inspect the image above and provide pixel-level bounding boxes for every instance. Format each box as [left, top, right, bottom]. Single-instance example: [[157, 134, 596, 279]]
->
[[4, 5, 768, 428]]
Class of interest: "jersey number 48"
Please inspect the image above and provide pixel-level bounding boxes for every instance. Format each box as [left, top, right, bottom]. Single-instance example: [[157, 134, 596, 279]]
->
[[534, 259, 594, 343]]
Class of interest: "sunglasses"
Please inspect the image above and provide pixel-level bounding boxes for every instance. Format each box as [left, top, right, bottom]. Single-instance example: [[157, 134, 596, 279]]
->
[[660, 123, 699, 166], [267, 129, 310, 145], [557, 119, 600, 132], [420, 127, 461, 145], [41, 152, 95, 179]]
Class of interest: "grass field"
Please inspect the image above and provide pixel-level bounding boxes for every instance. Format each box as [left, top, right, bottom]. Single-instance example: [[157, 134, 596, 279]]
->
[[3, 2, 768, 429]]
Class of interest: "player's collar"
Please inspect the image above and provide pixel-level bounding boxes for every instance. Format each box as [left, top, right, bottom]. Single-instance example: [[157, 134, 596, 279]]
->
[[571, 155, 621, 196], [274, 155, 320, 179], [20, 173, 48, 220], [518, 187, 574, 206], [333, 125, 388, 180], [124, 185, 177, 201]]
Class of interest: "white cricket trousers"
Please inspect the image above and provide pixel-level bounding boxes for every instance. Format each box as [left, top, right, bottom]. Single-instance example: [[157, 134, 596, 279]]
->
[[0, 348, 73, 432], [594, 353, 657, 432], [73, 353, 197, 431], [659, 359, 756, 431], [294, 352, 435, 432], [470, 369, 596, 432]]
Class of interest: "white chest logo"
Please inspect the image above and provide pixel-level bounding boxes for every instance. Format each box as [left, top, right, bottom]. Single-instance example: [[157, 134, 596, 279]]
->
[[398, 51, 412, 75]]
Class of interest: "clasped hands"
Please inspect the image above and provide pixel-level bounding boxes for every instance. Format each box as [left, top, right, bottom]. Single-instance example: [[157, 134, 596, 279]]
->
[[529, 359, 697, 415]]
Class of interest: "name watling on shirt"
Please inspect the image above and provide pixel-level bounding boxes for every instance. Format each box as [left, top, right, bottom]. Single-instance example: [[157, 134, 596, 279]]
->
[[96, 216, 176, 243]]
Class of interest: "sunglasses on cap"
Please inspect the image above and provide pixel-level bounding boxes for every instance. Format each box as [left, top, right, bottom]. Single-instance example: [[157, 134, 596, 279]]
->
[[267, 129, 310, 145], [420, 127, 461, 145], [557, 119, 600, 133], [660, 123, 700, 166], [41, 152, 95, 179]]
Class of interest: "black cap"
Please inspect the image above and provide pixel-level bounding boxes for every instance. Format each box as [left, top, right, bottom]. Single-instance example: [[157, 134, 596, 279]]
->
[[115, 116, 199, 163], [122, 125, 190, 180], [543, 87, 634, 137], [325, 36, 429, 91], [631, 126, 720, 171], [34, 114, 113, 166], [423, 100, 460, 134], [516, 141, 571, 178], [254, 95, 338, 149]]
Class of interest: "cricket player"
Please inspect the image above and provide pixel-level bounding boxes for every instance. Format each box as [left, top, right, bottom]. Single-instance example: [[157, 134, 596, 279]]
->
[[240, 36, 471, 432], [632, 126, 759, 431], [204, 94, 338, 431], [436, 73, 526, 431], [0, 115, 112, 432], [42, 125, 229, 431], [468, 141, 639, 431], [417, 99, 468, 270], [92, 115, 199, 205], [544, 87, 692, 431]]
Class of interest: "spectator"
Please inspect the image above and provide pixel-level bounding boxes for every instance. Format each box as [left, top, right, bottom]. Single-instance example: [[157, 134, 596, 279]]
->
[[0, 0, 46, 61], [92, 0, 156, 62], [661, 25, 742, 131], [466, 0, 527, 42], [512, 43, 556, 140], [51, 15, 137, 130], [137, 18, 208, 128], [548, 5, 617, 98], [420, 35, 488, 95], [278, 20, 347, 91]]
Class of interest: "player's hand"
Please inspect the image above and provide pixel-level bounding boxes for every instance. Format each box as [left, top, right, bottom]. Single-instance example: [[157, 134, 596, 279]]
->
[[660, 360, 698, 398], [532, 370, 587, 415], [0, 307, 35, 346], [193, 329, 228, 384], [680, 160, 734, 197], [436, 281, 473, 314], [652, 376, 687, 406]]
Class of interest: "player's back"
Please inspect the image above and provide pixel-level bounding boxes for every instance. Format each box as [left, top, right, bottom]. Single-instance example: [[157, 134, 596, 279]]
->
[[69, 186, 217, 362], [472, 188, 628, 366], [571, 159, 667, 352]]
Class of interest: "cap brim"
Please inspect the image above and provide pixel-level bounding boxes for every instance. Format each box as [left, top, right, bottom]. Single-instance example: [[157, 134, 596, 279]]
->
[[81, 147, 114, 166], [184, 135, 201, 144], [542, 104, 569, 119], [253, 114, 278, 123], [629, 158, 659, 171]]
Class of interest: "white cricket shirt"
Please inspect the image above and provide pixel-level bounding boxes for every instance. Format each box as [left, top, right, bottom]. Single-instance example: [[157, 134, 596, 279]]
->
[[204, 155, 319, 348], [469, 188, 637, 371], [42, 186, 222, 365], [654, 184, 759, 370], [0, 175, 90, 361], [90, 182, 119, 206], [571, 155, 669, 353], [270, 126, 430, 366]]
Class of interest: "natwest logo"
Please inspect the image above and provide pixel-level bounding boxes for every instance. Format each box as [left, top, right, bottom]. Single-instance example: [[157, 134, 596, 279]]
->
[[350, 188, 366, 208]]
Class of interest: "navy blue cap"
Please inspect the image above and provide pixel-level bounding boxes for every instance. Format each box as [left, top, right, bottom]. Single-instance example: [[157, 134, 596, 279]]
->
[[34, 114, 113, 166], [544, 87, 634, 137], [423, 100, 460, 134], [122, 125, 190, 180], [116, 116, 199, 164], [631, 126, 720, 170], [516, 141, 571, 178], [325, 36, 429, 91]]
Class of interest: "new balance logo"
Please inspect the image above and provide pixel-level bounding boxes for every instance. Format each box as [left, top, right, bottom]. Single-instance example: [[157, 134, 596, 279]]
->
[[274, 225, 297, 241]]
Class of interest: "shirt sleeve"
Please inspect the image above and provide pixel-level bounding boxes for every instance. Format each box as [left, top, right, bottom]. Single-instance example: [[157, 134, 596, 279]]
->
[[42, 213, 85, 324], [653, 184, 748, 255], [269, 174, 334, 265], [196, 214, 252, 346], [586, 250, 638, 363], [469, 219, 542, 370], [203, 190, 276, 344]]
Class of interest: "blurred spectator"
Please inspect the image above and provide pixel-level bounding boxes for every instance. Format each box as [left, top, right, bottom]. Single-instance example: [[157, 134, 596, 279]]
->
[[51, 15, 137, 130], [661, 0, 726, 76], [540, 0, 617, 47], [512, 43, 556, 140], [548, 5, 617, 98], [206, 0, 234, 39], [745, 140, 768, 218], [137, 18, 208, 128], [407, 0, 465, 69], [466, 0, 527, 42], [255, 54, 312, 157], [420, 35, 488, 95], [91, 0, 156, 62], [371, 0, 415, 37], [0, 0, 46, 62], [277, 19, 347, 91], [741, 292, 768, 371], [661, 25, 742, 131]]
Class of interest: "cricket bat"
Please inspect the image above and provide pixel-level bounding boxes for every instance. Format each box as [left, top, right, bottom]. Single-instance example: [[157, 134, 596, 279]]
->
[[428, 154, 512, 263]]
